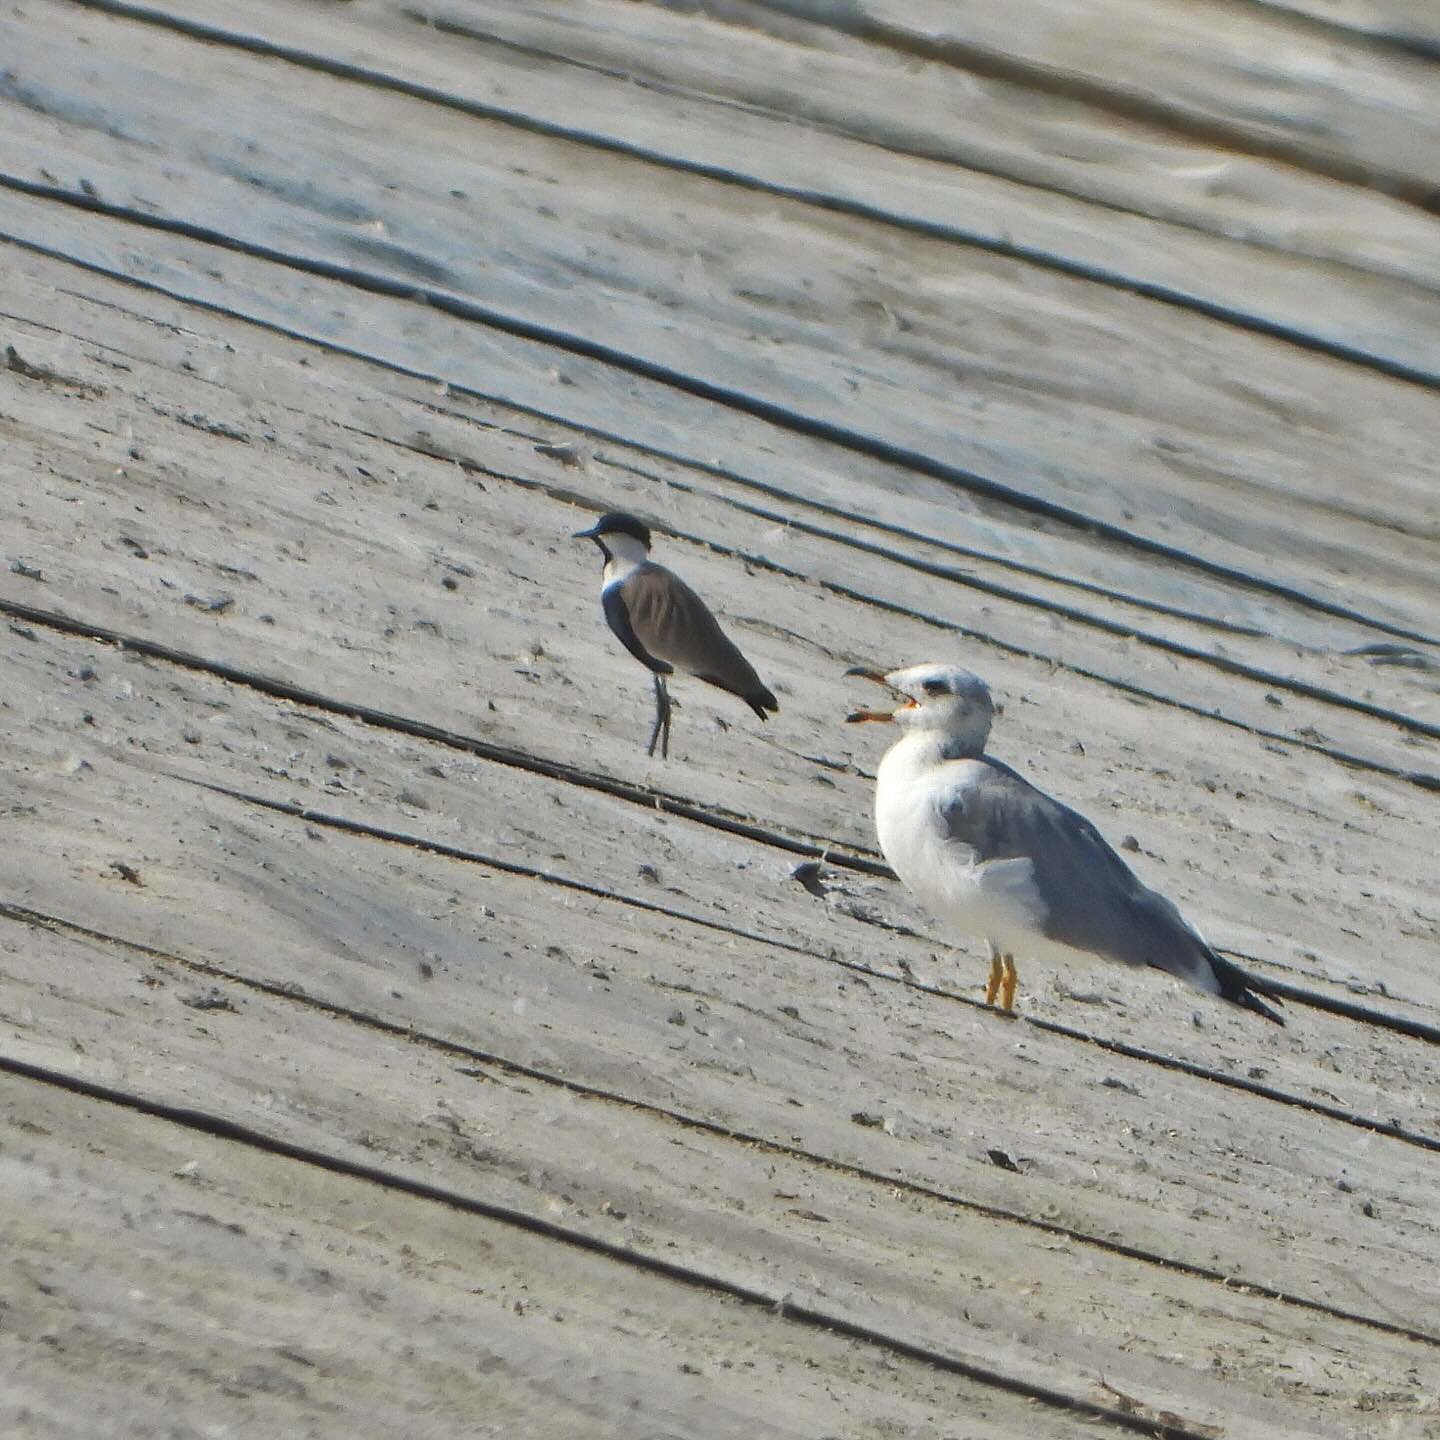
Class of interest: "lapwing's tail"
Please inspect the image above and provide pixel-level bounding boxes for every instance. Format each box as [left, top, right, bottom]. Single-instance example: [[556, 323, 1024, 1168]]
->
[[744, 684, 779, 721]]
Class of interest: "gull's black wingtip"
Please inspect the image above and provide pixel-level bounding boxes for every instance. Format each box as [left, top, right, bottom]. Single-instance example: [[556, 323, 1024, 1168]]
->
[[1213, 953, 1286, 1025], [1236, 987, 1286, 1026]]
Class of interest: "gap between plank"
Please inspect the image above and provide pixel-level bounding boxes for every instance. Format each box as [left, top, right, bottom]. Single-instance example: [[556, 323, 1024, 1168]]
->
[[8, 292, 1437, 773], [1229, 0, 1440, 61], [0, 597, 886, 869], [4, 592, 1436, 1039], [3, 215, 1437, 668], [1, 280, 1280, 650], [2, 185, 1438, 656], [337, 427, 1440, 789], [3, 898, 1434, 1353], [168, 773, 1440, 1143], [0, 1048, 1261, 1440], [754, 0, 1440, 213], [582, 447, 1274, 642], [407, 4, 1440, 285], [13, 268, 1395, 665], [66, 0, 1440, 382], [398, 426, 1440, 747], [814, 579, 1440, 792]]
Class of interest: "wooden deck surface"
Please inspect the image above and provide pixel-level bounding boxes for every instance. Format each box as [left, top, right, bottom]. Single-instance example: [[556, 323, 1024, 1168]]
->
[[2, 1, 1438, 1436]]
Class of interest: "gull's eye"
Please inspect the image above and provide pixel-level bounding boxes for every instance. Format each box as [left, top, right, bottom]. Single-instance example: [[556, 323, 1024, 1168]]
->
[[921, 677, 948, 696]]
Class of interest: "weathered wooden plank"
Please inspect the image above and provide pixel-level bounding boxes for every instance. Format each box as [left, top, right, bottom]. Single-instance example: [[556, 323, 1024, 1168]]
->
[[2, 255, 1435, 1010], [1243, 0, 1440, 47], [1, 2, 1435, 1433], [5, 622, 1437, 1344], [5, 339, 1435, 797], [4, 228, 1437, 771], [4, 1, 1439, 642], [8, 231, 1438, 713], [7, 424, 1439, 1028], [1, 1078, 1078, 1440], [3, 916, 1433, 1437], [793, 0, 1440, 199], [404, 0, 1440, 295], [8, 605, 1438, 1070], [6, 187, 1437, 678]]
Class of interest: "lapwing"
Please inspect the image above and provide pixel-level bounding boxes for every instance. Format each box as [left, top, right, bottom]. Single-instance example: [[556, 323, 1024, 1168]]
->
[[846, 662, 1282, 1021], [575, 512, 778, 758]]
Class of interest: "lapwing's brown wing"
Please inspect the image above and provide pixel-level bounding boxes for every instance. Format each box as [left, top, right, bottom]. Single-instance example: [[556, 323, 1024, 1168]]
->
[[615, 563, 777, 717]]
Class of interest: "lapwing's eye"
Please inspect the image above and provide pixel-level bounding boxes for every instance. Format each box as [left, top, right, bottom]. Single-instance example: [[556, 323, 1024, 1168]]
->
[[921, 678, 948, 696]]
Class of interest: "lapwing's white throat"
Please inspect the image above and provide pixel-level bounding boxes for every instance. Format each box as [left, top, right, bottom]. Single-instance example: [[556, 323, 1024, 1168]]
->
[[846, 662, 1281, 1023], [575, 512, 778, 758]]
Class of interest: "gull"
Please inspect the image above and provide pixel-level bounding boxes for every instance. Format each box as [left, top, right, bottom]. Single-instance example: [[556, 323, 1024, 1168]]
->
[[846, 662, 1282, 1022], [575, 511, 778, 758]]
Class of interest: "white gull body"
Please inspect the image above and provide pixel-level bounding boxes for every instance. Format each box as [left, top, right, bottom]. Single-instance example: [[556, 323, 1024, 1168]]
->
[[850, 662, 1282, 1021], [877, 742, 1071, 970]]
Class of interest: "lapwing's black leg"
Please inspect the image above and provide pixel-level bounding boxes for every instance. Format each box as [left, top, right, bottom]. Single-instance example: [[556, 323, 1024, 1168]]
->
[[647, 673, 672, 758]]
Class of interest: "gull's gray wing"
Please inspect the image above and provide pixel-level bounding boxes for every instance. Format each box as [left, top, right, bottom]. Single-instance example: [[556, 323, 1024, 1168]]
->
[[615, 563, 778, 717], [941, 760, 1281, 1021]]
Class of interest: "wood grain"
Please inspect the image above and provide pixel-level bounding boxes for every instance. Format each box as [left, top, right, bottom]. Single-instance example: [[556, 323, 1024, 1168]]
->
[[4, 1, 1438, 641], [2, 0, 1437, 1433]]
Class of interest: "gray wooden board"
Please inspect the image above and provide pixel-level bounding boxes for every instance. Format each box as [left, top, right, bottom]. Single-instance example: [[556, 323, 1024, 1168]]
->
[[1, 264, 1436, 1015], [2, 221, 1435, 767], [827, 0, 1440, 198], [6, 604, 1440, 1076], [4, 624, 1438, 1343], [4, 2, 1439, 640], [1, 4, 1438, 1431], [404, 0, 1440, 296], [5, 188, 1438, 672], [5, 330, 1438, 794], [7, 231, 1440, 706], [1243, 0, 1440, 47], [0, 1080, 1099, 1440], [2, 561, 1440, 1036], [0, 222, 1293, 652], [2, 917, 1435, 1437]]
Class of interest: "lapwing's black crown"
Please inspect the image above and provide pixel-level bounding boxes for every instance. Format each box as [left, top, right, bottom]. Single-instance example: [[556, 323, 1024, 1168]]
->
[[588, 512, 652, 547]]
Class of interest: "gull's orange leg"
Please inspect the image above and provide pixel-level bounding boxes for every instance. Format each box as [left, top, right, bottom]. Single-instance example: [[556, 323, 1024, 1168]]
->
[[984, 946, 1004, 1006], [999, 954, 1019, 1011]]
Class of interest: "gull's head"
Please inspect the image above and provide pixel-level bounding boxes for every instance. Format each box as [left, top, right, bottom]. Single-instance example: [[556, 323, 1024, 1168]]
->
[[573, 511, 653, 566], [845, 663, 995, 753]]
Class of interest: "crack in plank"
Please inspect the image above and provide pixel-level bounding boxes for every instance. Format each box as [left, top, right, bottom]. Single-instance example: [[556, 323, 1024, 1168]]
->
[[3, 210, 1436, 658], [64, 0, 1440, 392], [344, 423, 1440, 765], [2, 591, 1437, 1039], [495, 440, 1440, 743], [3, 898, 1434, 1352], [746, 0, 1440, 213], [159, 776, 1440, 1145], [0, 1044, 1270, 1440]]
